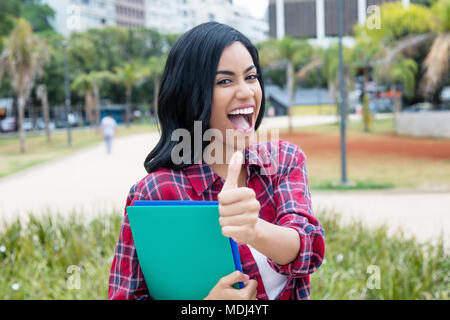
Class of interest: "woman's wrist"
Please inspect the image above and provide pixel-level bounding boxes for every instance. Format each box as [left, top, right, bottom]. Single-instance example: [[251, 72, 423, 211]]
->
[[249, 218, 300, 266]]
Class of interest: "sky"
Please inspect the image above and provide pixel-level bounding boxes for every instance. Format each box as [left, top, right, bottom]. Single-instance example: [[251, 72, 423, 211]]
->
[[233, 0, 269, 19]]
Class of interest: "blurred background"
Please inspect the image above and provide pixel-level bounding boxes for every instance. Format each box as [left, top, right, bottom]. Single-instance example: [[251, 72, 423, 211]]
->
[[0, 0, 448, 300]]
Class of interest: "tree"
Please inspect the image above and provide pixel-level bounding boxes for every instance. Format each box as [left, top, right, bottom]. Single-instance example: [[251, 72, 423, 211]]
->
[[258, 37, 314, 133], [0, 0, 55, 41], [110, 63, 149, 127], [18, 0, 55, 33], [0, 0, 20, 41], [39, 31, 65, 105], [72, 70, 113, 128], [376, 54, 419, 130], [71, 72, 96, 126], [420, 0, 450, 103], [65, 27, 169, 106], [349, 32, 382, 131], [376, 55, 418, 100], [146, 55, 166, 116], [361, 93, 372, 132], [0, 18, 49, 153], [357, 1, 450, 108], [320, 42, 353, 118]]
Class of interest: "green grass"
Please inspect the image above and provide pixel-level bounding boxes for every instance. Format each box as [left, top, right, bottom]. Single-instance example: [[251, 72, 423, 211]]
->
[[0, 211, 123, 299], [310, 179, 395, 191], [0, 209, 447, 299], [0, 122, 157, 179], [311, 210, 449, 300]]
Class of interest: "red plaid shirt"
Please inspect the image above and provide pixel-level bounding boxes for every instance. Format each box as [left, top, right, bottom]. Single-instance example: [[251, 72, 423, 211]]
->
[[108, 140, 325, 300]]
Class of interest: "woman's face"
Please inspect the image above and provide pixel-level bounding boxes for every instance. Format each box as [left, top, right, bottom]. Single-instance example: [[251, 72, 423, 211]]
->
[[209, 41, 262, 153]]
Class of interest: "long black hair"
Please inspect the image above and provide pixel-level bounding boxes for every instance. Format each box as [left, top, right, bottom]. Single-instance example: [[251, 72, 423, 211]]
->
[[144, 22, 266, 173]]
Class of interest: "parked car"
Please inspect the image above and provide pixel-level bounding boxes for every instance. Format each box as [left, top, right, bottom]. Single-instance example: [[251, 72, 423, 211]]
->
[[55, 114, 79, 128], [35, 118, 55, 131], [22, 118, 34, 131], [440, 86, 450, 101], [54, 119, 69, 128], [403, 102, 433, 112], [0, 117, 16, 132]]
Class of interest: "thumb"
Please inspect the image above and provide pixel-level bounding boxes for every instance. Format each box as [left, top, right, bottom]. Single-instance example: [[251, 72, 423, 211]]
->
[[222, 151, 244, 190]]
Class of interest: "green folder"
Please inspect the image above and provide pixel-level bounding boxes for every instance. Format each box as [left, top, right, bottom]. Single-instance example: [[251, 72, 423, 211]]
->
[[126, 205, 237, 300]]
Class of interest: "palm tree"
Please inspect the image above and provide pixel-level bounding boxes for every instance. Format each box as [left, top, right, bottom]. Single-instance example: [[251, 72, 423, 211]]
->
[[259, 37, 313, 133], [111, 62, 149, 127], [36, 84, 51, 142], [419, 0, 450, 103], [361, 0, 450, 108], [375, 55, 418, 130], [320, 42, 354, 120], [90, 71, 113, 129], [147, 55, 166, 117], [348, 32, 383, 132], [71, 70, 113, 129], [0, 18, 49, 153], [71, 72, 96, 126]]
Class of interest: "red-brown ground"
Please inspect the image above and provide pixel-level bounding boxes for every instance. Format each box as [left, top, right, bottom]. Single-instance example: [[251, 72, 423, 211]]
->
[[279, 132, 450, 161]]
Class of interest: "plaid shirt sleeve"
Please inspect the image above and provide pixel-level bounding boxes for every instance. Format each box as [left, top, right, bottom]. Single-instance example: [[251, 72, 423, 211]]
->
[[268, 141, 325, 277], [108, 183, 152, 300]]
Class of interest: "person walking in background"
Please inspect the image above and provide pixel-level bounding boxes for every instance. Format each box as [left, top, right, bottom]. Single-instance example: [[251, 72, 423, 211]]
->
[[101, 113, 117, 154]]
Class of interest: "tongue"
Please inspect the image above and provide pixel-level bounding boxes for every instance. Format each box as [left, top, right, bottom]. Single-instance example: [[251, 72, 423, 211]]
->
[[228, 114, 250, 130]]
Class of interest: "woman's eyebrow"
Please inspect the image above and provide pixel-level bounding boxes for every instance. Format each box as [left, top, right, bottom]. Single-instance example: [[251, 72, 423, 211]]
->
[[216, 65, 255, 76]]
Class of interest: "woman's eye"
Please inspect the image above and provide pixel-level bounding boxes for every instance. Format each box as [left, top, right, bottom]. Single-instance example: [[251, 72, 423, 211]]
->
[[217, 74, 258, 85], [217, 79, 231, 85]]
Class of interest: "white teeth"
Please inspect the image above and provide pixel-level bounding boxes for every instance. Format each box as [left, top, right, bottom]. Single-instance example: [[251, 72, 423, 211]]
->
[[228, 107, 254, 115]]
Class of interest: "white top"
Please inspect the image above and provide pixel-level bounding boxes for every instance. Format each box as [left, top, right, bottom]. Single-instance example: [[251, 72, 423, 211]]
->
[[248, 245, 288, 300], [101, 116, 117, 137]]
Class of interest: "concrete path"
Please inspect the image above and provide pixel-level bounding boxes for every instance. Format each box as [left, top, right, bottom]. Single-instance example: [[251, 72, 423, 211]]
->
[[258, 113, 392, 130], [311, 190, 450, 248], [0, 114, 448, 249], [0, 131, 159, 225]]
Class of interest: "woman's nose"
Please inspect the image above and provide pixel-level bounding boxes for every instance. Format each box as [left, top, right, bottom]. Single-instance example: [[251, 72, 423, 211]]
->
[[235, 81, 255, 99]]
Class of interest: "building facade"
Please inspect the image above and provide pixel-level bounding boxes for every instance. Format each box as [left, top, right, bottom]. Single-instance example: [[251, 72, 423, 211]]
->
[[45, 0, 117, 37], [116, 0, 146, 28], [145, 0, 188, 34], [145, 0, 268, 43], [45, 0, 268, 43], [268, 0, 401, 42]]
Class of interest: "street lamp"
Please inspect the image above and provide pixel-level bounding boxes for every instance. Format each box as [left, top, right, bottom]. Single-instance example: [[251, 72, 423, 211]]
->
[[61, 41, 72, 147], [338, 0, 348, 185]]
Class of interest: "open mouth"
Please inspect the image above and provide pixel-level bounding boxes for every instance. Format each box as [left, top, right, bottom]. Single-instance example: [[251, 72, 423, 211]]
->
[[227, 106, 254, 132]]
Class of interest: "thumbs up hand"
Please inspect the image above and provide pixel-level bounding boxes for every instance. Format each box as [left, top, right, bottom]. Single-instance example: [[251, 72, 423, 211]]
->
[[217, 151, 261, 245]]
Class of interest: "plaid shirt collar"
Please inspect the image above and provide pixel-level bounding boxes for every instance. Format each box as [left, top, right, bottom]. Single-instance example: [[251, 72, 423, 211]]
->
[[182, 143, 271, 196]]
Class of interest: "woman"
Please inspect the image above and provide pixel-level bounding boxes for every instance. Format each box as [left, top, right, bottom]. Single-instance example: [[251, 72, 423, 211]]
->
[[108, 22, 325, 300]]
